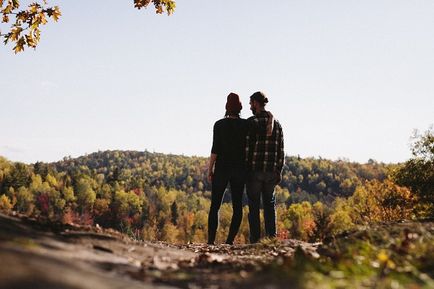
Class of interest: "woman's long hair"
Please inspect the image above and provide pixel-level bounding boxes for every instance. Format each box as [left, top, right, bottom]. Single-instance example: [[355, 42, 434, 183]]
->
[[225, 110, 240, 118]]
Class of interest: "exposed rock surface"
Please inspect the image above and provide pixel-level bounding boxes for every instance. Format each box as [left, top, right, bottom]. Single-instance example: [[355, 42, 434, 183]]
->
[[0, 213, 319, 289]]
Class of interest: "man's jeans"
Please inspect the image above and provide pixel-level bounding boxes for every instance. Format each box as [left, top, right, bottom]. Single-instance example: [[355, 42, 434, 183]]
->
[[246, 171, 277, 243]]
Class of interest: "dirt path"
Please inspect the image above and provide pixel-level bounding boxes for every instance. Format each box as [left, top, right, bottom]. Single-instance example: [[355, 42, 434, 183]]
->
[[0, 213, 320, 289]]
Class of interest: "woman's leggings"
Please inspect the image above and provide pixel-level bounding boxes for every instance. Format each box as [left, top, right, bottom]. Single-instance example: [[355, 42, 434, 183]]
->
[[207, 167, 245, 244]]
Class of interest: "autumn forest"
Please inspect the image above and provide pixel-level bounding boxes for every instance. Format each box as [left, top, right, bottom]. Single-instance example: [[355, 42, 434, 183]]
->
[[0, 129, 432, 245]]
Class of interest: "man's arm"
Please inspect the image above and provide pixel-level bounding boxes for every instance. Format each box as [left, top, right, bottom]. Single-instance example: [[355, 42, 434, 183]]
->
[[266, 111, 274, 137], [276, 124, 285, 184]]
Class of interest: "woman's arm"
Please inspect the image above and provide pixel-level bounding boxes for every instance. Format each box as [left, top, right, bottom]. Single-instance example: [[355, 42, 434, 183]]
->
[[266, 111, 274, 136], [208, 153, 217, 182]]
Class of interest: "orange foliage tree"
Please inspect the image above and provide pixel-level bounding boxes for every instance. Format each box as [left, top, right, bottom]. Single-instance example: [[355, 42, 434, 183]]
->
[[1, 0, 176, 53]]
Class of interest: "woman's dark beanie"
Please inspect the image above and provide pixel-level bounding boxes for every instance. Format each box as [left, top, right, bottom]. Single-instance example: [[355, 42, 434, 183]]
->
[[250, 91, 269, 106], [225, 92, 242, 115]]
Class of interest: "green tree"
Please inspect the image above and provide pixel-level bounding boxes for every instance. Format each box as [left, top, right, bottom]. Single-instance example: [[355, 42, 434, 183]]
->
[[285, 201, 316, 241], [0, 157, 12, 185], [15, 186, 34, 214], [25, 174, 65, 218], [275, 185, 290, 204], [113, 189, 143, 228], [62, 186, 75, 204], [327, 198, 355, 236], [312, 201, 331, 240], [75, 178, 96, 213], [2, 162, 31, 192], [394, 127, 434, 217], [170, 201, 178, 225]]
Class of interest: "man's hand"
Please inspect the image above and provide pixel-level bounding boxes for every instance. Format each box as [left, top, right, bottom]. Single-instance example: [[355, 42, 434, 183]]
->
[[275, 172, 282, 185]]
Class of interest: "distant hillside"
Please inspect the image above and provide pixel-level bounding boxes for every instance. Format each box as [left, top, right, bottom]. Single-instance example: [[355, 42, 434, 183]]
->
[[0, 151, 408, 244], [47, 150, 393, 201], [1, 129, 429, 245], [0, 150, 394, 203], [281, 156, 394, 202], [51, 150, 208, 193]]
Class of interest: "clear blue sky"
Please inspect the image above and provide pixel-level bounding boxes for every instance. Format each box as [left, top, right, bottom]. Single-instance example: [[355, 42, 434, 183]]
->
[[1, 0, 433, 164]]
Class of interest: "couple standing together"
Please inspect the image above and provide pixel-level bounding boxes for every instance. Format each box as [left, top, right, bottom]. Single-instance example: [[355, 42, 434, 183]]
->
[[207, 91, 284, 244]]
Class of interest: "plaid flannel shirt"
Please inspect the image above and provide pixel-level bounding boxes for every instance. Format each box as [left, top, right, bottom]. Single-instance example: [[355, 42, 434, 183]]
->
[[246, 111, 284, 173]]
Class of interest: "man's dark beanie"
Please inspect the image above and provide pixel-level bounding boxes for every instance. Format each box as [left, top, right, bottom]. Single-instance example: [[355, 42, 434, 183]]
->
[[225, 92, 242, 114], [250, 91, 269, 105]]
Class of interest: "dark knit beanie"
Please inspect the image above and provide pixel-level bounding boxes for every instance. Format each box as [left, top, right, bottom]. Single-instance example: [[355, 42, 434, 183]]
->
[[225, 92, 242, 114]]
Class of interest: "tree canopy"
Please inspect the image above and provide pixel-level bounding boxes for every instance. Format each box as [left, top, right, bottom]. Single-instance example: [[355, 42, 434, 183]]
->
[[1, 0, 176, 53], [0, 150, 410, 243], [394, 126, 434, 217]]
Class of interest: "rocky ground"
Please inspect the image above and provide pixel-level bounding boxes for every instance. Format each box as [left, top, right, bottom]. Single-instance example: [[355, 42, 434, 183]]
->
[[1, 213, 433, 289], [0, 213, 320, 289]]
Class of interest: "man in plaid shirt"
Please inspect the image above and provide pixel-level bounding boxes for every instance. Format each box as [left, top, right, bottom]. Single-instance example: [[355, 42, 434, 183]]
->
[[246, 91, 284, 243]]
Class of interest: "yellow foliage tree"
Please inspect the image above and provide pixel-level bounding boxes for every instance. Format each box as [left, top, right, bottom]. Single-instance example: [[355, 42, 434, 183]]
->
[[0, 194, 13, 213], [327, 197, 355, 236], [350, 179, 415, 223], [161, 222, 179, 243], [286, 201, 316, 241]]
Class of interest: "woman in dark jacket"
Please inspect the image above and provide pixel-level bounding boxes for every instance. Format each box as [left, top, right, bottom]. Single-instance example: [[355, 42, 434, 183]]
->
[[207, 92, 249, 245]]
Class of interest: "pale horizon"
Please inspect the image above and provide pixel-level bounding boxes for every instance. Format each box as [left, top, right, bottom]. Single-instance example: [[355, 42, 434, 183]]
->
[[1, 0, 433, 164]]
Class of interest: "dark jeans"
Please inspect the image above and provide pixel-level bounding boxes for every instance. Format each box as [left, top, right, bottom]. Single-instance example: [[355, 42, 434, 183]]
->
[[208, 166, 245, 244], [246, 171, 277, 243]]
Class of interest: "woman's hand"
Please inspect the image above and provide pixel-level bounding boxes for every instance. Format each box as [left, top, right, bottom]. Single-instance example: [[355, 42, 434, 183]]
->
[[208, 171, 214, 183], [266, 111, 274, 136], [208, 153, 217, 183]]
